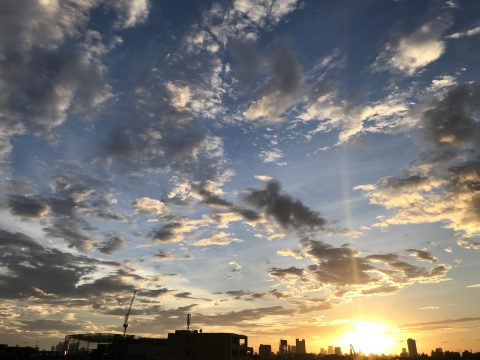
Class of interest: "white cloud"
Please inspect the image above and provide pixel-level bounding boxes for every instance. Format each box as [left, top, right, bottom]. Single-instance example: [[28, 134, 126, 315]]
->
[[259, 149, 284, 163], [375, 18, 451, 75], [299, 92, 408, 143], [165, 82, 192, 110], [113, 0, 150, 28], [446, 26, 480, 39], [133, 197, 167, 216], [192, 232, 241, 246], [255, 175, 273, 182], [277, 248, 304, 259]]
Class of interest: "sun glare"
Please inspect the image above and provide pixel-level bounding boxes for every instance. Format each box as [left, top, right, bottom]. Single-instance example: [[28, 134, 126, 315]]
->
[[340, 321, 399, 355]]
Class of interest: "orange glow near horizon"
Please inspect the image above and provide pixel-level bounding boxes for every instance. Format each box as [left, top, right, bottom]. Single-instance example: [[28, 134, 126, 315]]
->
[[339, 321, 399, 355]]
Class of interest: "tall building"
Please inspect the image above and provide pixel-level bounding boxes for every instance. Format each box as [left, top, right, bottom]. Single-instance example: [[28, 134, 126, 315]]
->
[[259, 344, 272, 359], [328, 345, 334, 355], [335, 347, 342, 356], [407, 338, 418, 358], [296, 339, 306, 354], [279, 340, 288, 354]]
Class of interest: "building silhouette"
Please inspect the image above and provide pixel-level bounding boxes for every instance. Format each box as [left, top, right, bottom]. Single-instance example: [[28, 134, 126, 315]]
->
[[63, 330, 251, 360], [279, 339, 288, 354], [407, 338, 418, 358], [335, 346, 342, 356], [259, 344, 272, 359], [296, 339, 306, 354]]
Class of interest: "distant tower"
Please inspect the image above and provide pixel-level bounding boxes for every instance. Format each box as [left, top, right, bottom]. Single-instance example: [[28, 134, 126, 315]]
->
[[407, 338, 418, 357], [259, 344, 272, 359], [279, 339, 288, 353], [335, 347, 342, 356], [328, 345, 334, 355], [187, 313, 191, 331], [296, 339, 306, 354]]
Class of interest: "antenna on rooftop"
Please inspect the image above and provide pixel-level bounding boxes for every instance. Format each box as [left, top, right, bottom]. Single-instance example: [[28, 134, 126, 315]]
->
[[123, 290, 136, 338], [187, 313, 191, 331]]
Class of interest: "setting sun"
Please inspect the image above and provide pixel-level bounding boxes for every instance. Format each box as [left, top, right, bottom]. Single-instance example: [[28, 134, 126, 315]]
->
[[339, 321, 399, 355]]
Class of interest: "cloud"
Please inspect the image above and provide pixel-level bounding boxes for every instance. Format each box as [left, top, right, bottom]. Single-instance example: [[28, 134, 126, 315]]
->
[[165, 82, 192, 110], [244, 180, 327, 230], [133, 196, 168, 217], [407, 249, 438, 263], [7, 195, 49, 219], [0, 3, 113, 159], [401, 317, 480, 330], [97, 234, 124, 254], [113, 0, 150, 28], [0, 228, 142, 300], [356, 82, 480, 248], [255, 175, 273, 182], [259, 149, 284, 163], [244, 40, 302, 121], [229, 260, 243, 277], [467, 283, 480, 288], [268, 238, 450, 299], [446, 26, 480, 39], [298, 90, 408, 143], [192, 232, 241, 246], [153, 250, 193, 261], [277, 248, 304, 259], [270, 266, 305, 280], [227, 38, 260, 88], [374, 17, 451, 75], [150, 217, 208, 243]]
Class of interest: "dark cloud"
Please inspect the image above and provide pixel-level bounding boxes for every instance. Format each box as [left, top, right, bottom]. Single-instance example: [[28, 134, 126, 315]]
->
[[244, 39, 303, 120], [270, 238, 450, 294], [270, 266, 305, 279], [19, 319, 79, 332], [102, 127, 135, 160], [98, 234, 124, 254], [193, 306, 289, 326], [423, 83, 480, 147], [366, 253, 400, 263], [0, 228, 126, 299], [407, 249, 438, 263], [5, 171, 125, 251], [192, 182, 233, 209], [150, 221, 185, 243], [223, 290, 266, 301], [0, 2, 112, 159], [244, 180, 326, 230], [356, 82, 480, 249], [304, 239, 376, 286], [7, 194, 49, 219], [227, 38, 260, 88]]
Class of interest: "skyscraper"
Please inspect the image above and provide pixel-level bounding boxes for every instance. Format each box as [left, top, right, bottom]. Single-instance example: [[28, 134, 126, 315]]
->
[[296, 339, 306, 354], [279, 339, 288, 354], [407, 338, 418, 357]]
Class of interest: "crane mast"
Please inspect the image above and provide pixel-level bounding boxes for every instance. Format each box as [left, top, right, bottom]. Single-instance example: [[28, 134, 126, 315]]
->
[[123, 290, 136, 338]]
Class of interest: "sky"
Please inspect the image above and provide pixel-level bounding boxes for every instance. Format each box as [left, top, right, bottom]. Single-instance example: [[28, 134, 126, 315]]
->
[[0, 0, 480, 354]]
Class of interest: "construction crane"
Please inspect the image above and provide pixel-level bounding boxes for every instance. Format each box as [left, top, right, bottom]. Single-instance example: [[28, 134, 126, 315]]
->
[[123, 290, 136, 338], [350, 344, 356, 358]]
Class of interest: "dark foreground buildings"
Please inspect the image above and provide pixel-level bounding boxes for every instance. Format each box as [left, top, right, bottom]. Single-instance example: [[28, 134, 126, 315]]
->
[[61, 330, 252, 360]]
